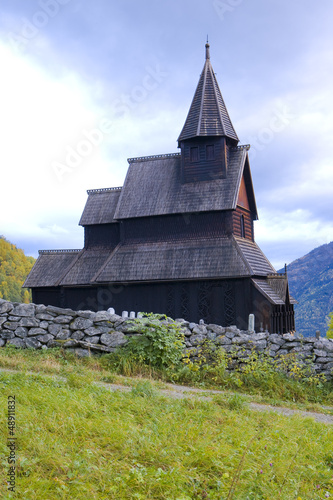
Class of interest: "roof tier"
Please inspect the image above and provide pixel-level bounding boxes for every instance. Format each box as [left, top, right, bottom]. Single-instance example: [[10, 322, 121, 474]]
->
[[24, 236, 275, 288]]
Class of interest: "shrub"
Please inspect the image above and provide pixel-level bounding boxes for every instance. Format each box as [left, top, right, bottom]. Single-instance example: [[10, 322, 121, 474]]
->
[[118, 313, 185, 369]]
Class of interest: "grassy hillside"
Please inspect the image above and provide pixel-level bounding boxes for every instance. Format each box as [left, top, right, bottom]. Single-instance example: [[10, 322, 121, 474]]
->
[[284, 241, 333, 337], [0, 347, 333, 499], [0, 236, 35, 303]]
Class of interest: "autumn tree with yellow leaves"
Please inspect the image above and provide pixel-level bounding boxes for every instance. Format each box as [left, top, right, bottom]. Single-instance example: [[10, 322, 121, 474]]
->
[[0, 236, 35, 303]]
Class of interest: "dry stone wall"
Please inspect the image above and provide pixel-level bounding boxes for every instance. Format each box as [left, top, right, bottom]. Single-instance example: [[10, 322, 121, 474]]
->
[[1, 298, 333, 379]]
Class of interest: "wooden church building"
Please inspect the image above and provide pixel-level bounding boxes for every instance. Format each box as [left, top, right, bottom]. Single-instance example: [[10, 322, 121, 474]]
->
[[24, 43, 295, 333]]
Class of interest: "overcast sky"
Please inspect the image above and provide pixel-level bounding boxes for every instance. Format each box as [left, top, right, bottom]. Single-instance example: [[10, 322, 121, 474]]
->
[[0, 0, 332, 269]]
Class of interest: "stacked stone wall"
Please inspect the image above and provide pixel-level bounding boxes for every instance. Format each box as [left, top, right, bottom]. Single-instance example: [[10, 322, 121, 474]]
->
[[1, 299, 332, 379]]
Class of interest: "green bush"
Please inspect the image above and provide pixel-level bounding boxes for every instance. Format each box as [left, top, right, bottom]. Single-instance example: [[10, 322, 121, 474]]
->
[[118, 313, 185, 369]]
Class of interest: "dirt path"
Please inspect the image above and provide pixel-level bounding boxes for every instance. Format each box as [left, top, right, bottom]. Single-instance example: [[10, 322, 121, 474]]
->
[[2, 368, 333, 425], [101, 381, 333, 425]]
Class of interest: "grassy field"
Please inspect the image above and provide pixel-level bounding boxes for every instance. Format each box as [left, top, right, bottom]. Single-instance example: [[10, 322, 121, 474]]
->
[[0, 347, 333, 499]]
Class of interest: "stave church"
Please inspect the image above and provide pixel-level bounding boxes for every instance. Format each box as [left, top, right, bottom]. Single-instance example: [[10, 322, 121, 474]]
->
[[24, 43, 295, 333]]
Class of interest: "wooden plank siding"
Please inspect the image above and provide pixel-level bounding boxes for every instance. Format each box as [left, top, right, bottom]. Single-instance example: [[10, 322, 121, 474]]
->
[[181, 138, 227, 183], [232, 207, 254, 240]]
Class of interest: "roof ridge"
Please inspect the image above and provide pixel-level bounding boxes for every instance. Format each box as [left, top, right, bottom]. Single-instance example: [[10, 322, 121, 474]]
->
[[232, 236, 254, 275], [231, 144, 251, 151], [38, 249, 81, 255], [87, 187, 122, 194], [127, 153, 180, 164]]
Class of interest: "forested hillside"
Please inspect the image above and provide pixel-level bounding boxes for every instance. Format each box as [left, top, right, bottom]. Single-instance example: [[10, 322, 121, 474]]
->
[[285, 241, 333, 337], [0, 236, 35, 303]]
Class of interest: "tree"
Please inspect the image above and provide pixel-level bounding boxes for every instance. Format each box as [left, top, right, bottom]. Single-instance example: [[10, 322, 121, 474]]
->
[[0, 236, 35, 303]]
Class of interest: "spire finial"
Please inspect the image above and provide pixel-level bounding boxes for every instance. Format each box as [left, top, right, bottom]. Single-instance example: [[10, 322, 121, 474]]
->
[[205, 37, 210, 60]]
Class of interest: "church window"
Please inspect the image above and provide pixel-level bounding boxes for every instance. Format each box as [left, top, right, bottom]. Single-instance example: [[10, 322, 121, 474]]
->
[[206, 144, 215, 160], [240, 214, 245, 238], [190, 146, 199, 162]]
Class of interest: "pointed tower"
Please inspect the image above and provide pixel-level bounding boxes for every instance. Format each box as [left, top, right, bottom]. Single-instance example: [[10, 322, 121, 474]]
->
[[178, 42, 239, 183]]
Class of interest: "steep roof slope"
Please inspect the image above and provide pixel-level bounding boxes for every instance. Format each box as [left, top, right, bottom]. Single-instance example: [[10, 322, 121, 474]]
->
[[114, 147, 250, 219], [178, 43, 239, 143]]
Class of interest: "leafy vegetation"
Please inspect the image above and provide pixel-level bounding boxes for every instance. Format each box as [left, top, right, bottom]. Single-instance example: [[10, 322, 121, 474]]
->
[[119, 313, 185, 368], [1, 347, 333, 499], [0, 236, 35, 303]]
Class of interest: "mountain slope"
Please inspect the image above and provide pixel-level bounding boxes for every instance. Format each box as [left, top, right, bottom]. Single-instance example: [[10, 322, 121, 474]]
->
[[285, 241, 333, 337], [0, 236, 35, 303]]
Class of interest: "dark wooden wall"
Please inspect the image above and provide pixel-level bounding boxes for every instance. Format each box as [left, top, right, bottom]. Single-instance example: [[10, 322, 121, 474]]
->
[[180, 137, 227, 183], [84, 224, 120, 248], [32, 277, 290, 332], [232, 207, 254, 240]]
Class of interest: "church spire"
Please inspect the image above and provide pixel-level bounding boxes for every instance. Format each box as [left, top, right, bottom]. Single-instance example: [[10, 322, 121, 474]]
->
[[205, 38, 210, 60], [178, 42, 239, 145]]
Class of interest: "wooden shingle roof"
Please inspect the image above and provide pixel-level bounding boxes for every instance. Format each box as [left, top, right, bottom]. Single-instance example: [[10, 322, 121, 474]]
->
[[60, 248, 112, 286], [79, 188, 121, 226], [251, 278, 285, 305], [114, 147, 250, 220], [178, 43, 239, 144], [235, 237, 276, 276], [94, 236, 250, 283], [23, 250, 81, 288], [24, 235, 277, 288]]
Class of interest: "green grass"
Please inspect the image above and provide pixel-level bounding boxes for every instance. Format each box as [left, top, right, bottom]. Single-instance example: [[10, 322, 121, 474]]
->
[[1, 347, 333, 498], [1, 370, 333, 499]]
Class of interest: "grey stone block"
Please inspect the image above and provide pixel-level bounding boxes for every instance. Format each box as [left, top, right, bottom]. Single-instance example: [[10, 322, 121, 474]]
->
[[3, 322, 19, 330], [36, 313, 55, 321], [207, 324, 225, 335], [92, 311, 113, 322], [76, 310, 95, 319], [192, 325, 208, 335], [100, 332, 128, 347], [28, 328, 48, 337], [25, 338, 42, 349], [46, 305, 76, 316], [189, 334, 206, 346], [70, 318, 94, 330], [1, 331, 15, 339], [314, 349, 327, 357], [19, 318, 40, 328], [56, 329, 71, 340], [36, 334, 54, 344], [7, 338, 26, 348], [48, 324, 62, 335], [83, 336, 100, 344], [71, 331, 85, 340], [12, 304, 35, 317], [232, 335, 248, 345], [54, 315, 74, 324], [15, 327, 28, 338], [0, 302, 14, 314], [215, 335, 232, 345], [268, 343, 281, 351], [253, 340, 267, 350]]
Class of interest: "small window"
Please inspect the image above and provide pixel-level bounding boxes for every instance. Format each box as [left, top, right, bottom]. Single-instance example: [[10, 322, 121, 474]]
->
[[206, 145, 215, 160], [240, 215, 245, 238], [190, 147, 199, 162]]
